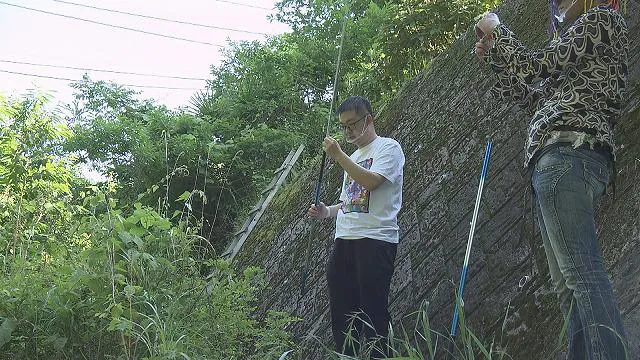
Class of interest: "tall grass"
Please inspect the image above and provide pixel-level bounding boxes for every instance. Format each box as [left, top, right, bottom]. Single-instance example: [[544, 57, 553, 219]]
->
[[287, 299, 512, 360]]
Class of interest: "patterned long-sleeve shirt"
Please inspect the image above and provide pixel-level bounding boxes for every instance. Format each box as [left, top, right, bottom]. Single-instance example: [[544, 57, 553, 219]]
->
[[484, 6, 629, 167]]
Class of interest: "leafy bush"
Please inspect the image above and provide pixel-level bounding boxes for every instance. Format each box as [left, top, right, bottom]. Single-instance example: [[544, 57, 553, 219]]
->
[[0, 94, 298, 360]]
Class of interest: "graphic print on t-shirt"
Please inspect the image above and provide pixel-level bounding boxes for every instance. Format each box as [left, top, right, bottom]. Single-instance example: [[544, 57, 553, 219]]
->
[[341, 158, 373, 213]]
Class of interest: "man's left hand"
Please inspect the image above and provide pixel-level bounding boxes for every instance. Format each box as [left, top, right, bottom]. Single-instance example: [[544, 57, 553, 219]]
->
[[323, 136, 343, 159], [475, 12, 500, 38]]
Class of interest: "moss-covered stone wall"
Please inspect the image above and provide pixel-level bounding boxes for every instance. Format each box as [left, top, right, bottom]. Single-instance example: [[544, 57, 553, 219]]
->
[[234, 0, 640, 358]]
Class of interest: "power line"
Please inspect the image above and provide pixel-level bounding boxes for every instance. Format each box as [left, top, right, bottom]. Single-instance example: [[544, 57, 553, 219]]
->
[[52, 0, 271, 36], [213, 0, 273, 11], [0, 1, 225, 47], [0, 69, 201, 90], [0, 59, 207, 81]]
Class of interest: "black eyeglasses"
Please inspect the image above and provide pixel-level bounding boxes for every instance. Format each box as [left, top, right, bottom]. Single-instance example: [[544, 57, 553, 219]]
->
[[339, 113, 369, 132]]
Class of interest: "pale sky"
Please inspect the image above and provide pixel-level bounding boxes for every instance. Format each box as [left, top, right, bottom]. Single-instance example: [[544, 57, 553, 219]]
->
[[0, 0, 290, 109]]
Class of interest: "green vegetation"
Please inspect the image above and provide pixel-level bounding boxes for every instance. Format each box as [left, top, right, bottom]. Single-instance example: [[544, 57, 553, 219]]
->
[[0, 94, 298, 359]]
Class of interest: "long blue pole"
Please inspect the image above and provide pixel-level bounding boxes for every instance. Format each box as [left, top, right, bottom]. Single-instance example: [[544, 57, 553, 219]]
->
[[449, 140, 492, 338]]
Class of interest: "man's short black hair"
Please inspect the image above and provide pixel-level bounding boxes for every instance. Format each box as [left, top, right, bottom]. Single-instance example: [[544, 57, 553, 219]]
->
[[337, 96, 373, 117]]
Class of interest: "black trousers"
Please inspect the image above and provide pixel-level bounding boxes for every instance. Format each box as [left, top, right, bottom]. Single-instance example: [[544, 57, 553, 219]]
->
[[326, 238, 397, 358]]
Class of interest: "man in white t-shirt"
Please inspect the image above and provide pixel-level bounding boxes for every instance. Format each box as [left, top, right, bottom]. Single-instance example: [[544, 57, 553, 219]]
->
[[307, 96, 405, 358]]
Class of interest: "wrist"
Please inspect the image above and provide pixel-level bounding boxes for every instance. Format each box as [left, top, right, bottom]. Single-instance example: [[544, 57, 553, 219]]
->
[[334, 150, 350, 167]]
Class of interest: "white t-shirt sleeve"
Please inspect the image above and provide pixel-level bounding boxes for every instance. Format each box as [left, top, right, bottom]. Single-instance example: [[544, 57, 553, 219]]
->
[[370, 141, 405, 183]]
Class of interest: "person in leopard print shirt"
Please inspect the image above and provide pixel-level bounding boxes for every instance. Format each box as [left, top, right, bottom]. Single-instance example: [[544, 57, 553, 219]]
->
[[475, 0, 628, 359]]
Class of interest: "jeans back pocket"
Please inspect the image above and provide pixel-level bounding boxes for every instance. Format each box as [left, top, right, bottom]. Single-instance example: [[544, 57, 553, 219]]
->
[[535, 149, 570, 173]]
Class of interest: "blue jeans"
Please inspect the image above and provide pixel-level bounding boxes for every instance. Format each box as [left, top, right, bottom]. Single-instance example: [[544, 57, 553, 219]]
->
[[532, 146, 627, 359]]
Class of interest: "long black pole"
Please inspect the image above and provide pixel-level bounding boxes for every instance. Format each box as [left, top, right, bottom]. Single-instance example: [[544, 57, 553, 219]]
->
[[299, 5, 350, 302]]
